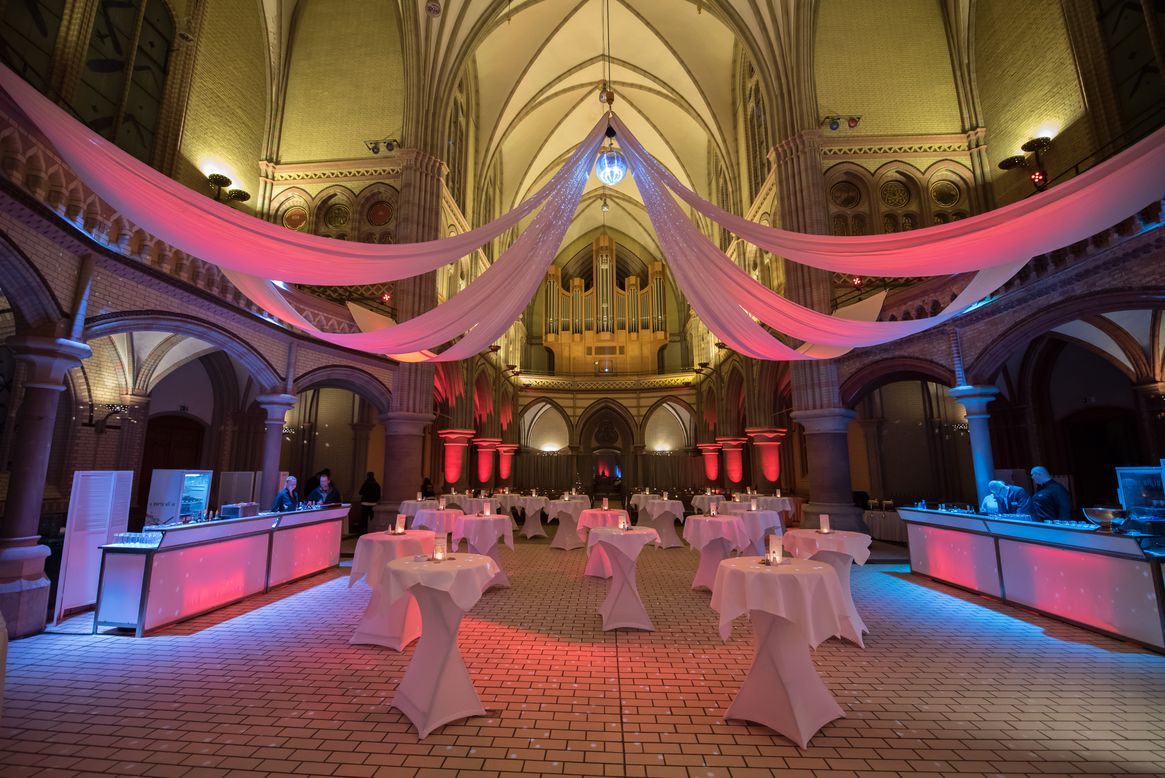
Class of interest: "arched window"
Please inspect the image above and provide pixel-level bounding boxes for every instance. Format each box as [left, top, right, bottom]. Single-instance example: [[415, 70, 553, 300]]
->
[[447, 79, 469, 211], [742, 64, 770, 203], [72, 0, 175, 163], [0, 0, 67, 91]]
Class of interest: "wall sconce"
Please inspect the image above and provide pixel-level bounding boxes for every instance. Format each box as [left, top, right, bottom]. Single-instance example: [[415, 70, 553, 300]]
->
[[821, 115, 861, 131], [207, 173, 250, 203], [998, 136, 1053, 191], [364, 137, 400, 154], [600, 195, 610, 212]]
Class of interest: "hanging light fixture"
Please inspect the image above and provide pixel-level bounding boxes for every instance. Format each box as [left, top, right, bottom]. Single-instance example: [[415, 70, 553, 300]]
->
[[593, 0, 628, 187]]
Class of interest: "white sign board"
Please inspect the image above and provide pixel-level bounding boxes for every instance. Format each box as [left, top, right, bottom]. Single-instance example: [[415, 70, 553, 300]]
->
[[53, 470, 133, 623]]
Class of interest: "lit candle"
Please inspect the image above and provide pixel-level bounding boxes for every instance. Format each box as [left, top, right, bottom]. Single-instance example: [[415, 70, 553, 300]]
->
[[394, 514, 406, 533], [750, 497, 758, 512], [663, 491, 669, 500], [706, 487, 711, 495], [710, 504, 718, 517], [734, 493, 741, 502], [438, 497, 446, 510], [602, 497, 609, 510], [433, 536, 447, 561], [820, 514, 831, 533], [767, 533, 782, 565], [416, 491, 423, 501], [484, 502, 492, 516], [775, 488, 782, 497]]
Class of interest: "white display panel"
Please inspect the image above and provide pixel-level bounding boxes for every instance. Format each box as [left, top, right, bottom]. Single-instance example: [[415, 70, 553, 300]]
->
[[54, 470, 133, 623]]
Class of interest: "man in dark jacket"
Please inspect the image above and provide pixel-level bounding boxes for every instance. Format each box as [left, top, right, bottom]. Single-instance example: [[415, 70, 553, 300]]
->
[[1030, 466, 1072, 522], [357, 472, 381, 534], [982, 480, 1031, 516], [271, 475, 299, 513], [308, 473, 342, 505]]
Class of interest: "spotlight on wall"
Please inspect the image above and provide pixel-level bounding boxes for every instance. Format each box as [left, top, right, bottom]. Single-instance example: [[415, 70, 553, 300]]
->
[[206, 173, 250, 203], [821, 115, 861, 131], [364, 137, 400, 154], [998, 136, 1053, 192]]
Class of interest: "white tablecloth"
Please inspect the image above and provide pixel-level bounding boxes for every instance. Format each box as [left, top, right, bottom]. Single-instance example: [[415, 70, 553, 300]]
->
[[577, 509, 628, 539], [715, 507, 784, 554], [642, 498, 684, 522], [629, 493, 655, 511], [546, 499, 586, 523], [783, 529, 871, 565], [519, 495, 549, 515], [711, 557, 850, 644], [412, 508, 464, 535], [441, 496, 500, 516], [683, 515, 750, 551], [399, 499, 438, 517], [453, 515, 514, 554], [691, 494, 725, 514], [494, 494, 522, 513], [350, 530, 435, 588], [863, 509, 907, 543], [383, 553, 497, 612], [638, 498, 685, 548]]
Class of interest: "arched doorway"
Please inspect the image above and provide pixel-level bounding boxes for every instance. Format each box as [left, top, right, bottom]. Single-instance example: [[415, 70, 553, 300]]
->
[[577, 401, 637, 495], [137, 414, 206, 506]]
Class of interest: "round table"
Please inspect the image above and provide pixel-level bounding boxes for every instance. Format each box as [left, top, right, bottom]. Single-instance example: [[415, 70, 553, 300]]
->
[[518, 495, 550, 539], [682, 515, 750, 590], [577, 508, 629, 577], [629, 493, 655, 511], [710, 557, 849, 747], [399, 499, 438, 518], [453, 514, 514, 589], [587, 527, 660, 631], [717, 504, 785, 554], [412, 508, 464, 536], [441, 495, 500, 517], [638, 498, 685, 548], [349, 530, 435, 649], [547, 499, 587, 550], [691, 493, 725, 514], [783, 528, 872, 644], [383, 553, 497, 739]]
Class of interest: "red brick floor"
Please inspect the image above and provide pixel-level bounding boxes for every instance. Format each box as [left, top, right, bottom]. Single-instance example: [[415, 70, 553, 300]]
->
[[3, 529, 1165, 777]]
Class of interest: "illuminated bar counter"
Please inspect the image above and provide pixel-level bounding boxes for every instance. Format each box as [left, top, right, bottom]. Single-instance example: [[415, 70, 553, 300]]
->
[[898, 507, 1165, 651], [93, 505, 347, 636]]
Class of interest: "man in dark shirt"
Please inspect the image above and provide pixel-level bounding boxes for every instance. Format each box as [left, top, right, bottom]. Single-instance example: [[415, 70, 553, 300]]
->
[[308, 473, 342, 505], [1029, 466, 1072, 522], [271, 475, 299, 513], [983, 480, 1031, 515]]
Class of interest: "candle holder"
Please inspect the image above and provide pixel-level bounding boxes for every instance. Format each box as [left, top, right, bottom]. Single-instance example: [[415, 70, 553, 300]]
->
[[433, 536, 447, 561], [709, 505, 718, 517], [775, 488, 782, 497], [438, 498, 447, 510], [602, 497, 609, 510], [818, 514, 832, 534], [766, 533, 783, 565], [484, 503, 492, 516], [662, 491, 669, 500], [750, 498, 758, 512], [394, 514, 407, 534]]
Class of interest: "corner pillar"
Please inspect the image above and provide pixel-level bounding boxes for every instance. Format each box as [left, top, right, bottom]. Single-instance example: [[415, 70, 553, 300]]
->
[[437, 429, 475, 491], [949, 385, 999, 506], [791, 408, 863, 530], [0, 336, 91, 637], [256, 393, 296, 509]]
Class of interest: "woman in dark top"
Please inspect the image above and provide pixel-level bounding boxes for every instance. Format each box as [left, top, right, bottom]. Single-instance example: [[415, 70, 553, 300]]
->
[[271, 475, 299, 512], [308, 473, 342, 505]]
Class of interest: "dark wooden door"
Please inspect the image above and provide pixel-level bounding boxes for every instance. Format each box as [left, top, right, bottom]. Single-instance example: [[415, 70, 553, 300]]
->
[[137, 414, 205, 506]]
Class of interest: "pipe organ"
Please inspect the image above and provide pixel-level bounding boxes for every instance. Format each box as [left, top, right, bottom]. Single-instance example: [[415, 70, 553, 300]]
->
[[544, 234, 668, 374]]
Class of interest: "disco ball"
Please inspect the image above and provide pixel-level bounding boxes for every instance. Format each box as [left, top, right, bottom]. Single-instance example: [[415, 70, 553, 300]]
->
[[595, 148, 628, 186]]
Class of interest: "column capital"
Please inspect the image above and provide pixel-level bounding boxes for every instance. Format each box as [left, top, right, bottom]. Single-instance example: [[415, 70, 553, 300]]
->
[[715, 436, 748, 450], [791, 408, 856, 434], [437, 428, 476, 444], [6, 335, 91, 387], [949, 385, 999, 415], [381, 410, 434, 437], [256, 392, 297, 421], [496, 443, 519, 455], [744, 427, 788, 444], [471, 437, 502, 449], [696, 442, 722, 453]]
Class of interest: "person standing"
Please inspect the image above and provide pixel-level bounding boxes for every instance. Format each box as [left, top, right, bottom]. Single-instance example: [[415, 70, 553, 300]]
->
[[271, 475, 300, 512], [1029, 466, 1072, 522], [981, 479, 1031, 515], [308, 472, 342, 505], [357, 472, 381, 535]]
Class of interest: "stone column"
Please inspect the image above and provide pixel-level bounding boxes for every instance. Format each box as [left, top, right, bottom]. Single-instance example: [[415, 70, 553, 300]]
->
[[949, 385, 999, 506], [696, 442, 722, 486], [256, 394, 296, 509], [716, 437, 749, 488], [380, 149, 445, 509], [437, 429, 475, 491], [472, 437, 500, 491], [745, 427, 786, 492], [792, 408, 864, 530], [496, 443, 519, 485], [0, 336, 91, 638]]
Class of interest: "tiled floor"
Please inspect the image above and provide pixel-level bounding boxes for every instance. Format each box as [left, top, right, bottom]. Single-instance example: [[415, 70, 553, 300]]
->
[[3, 528, 1165, 778]]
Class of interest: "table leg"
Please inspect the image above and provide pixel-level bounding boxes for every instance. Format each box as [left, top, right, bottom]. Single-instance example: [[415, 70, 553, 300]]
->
[[692, 538, 733, 590], [724, 609, 844, 747], [522, 509, 548, 539], [473, 541, 510, 589], [810, 550, 867, 646], [550, 515, 584, 550], [597, 544, 653, 631], [350, 587, 422, 651], [641, 514, 684, 549], [390, 586, 485, 738]]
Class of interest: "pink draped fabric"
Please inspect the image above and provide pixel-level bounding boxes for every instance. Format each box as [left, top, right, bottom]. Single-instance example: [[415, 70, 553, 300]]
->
[[611, 114, 1165, 277], [0, 65, 602, 286]]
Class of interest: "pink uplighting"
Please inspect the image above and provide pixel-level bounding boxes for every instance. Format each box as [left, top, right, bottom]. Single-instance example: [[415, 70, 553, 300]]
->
[[717, 437, 747, 484], [697, 443, 721, 481], [438, 429, 475, 485], [496, 443, 518, 481], [473, 438, 500, 484]]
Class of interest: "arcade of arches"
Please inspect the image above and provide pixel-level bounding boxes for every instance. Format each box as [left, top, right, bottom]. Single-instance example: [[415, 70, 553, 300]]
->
[[0, 0, 1163, 762]]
